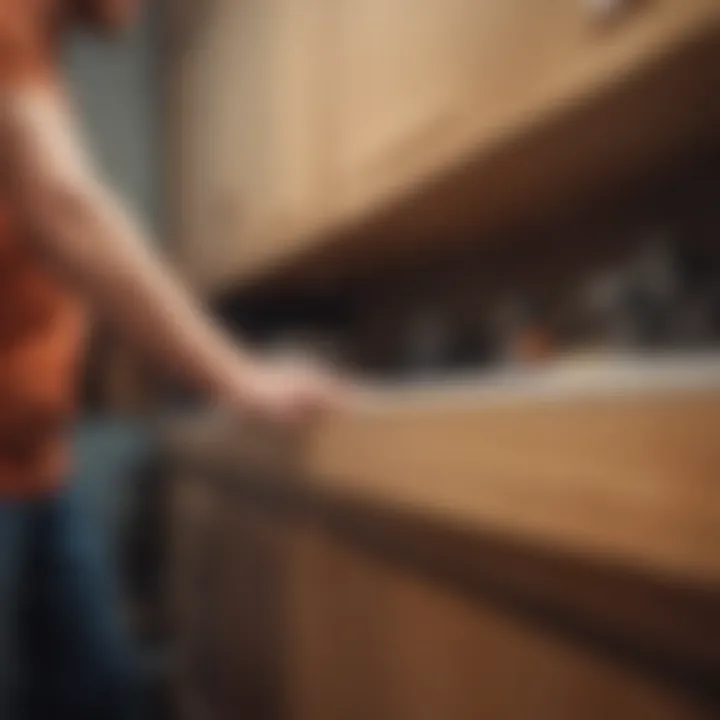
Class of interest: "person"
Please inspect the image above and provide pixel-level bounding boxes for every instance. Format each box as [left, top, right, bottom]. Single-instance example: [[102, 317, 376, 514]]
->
[[0, 1, 345, 717]]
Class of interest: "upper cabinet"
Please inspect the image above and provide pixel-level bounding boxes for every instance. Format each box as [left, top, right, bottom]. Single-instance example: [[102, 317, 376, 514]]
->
[[169, 0, 327, 291], [168, 0, 720, 293], [328, 0, 720, 223], [327, 0, 481, 218]]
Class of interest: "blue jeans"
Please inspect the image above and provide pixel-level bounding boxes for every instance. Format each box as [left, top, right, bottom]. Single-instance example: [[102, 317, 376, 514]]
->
[[0, 486, 137, 719]]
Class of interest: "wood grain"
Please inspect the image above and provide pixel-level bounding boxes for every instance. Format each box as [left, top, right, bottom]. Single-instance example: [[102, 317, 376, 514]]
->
[[166, 380, 720, 586], [168, 0, 720, 294], [283, 518, 717, 720], [167, 471, 720, 720]]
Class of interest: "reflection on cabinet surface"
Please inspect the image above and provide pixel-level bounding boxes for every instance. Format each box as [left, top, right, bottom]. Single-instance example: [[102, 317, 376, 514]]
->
[[168, 0, 720, 293]]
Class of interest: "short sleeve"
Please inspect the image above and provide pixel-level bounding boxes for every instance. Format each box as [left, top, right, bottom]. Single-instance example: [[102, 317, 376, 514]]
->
[[0, 6, 49, 92]]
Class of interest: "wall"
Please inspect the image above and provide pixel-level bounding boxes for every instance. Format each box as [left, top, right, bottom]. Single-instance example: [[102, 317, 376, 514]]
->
[[65, 9, 161, 232], [64, 8, 161, 555]]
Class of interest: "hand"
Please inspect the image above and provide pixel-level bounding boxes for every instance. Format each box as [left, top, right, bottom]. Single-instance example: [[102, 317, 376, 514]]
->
[[225, 355, 351, 425]]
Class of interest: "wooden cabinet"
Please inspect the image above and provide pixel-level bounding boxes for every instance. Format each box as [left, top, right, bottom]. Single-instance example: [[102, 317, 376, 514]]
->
[[168, 0, 720, 292], [165, 379, 720, 719], [167, 473, 221, 715], [326, 0, 479, 217], [207, 500, 286, 719], [167, 474, 720, 720], [169, 474, 287, 719], [170, 0, 264, 288], [327, 0, 720, 223], [284, 521, 717, 720], [170, 0, 327, 291]]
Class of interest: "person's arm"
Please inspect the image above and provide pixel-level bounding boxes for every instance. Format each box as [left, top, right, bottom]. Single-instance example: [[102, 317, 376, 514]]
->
[[2, 87, 340, 422]]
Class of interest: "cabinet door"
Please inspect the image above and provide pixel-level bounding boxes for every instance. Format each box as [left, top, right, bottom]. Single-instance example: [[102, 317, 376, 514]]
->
[[167, 474, 224, 711], [328, 0, 720, 223], [168, 475, 287, 718], [327, 0, 478, 218], [191, 0, 280, 290], [263, 0, 330, 267], [206, 499, 287, 720], [171, 0, 327, 291], [284, 522, 714, 720]]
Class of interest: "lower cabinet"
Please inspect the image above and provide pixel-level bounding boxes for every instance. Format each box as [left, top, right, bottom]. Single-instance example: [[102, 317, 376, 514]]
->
[[169, 474, 286, 719], [168, 471, 719, 720]]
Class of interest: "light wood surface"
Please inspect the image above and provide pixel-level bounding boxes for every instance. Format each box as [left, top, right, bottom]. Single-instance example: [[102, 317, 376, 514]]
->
[[165, 376, 720, 718], [282, 517, 717, 720], [327, 0, 720, 226], [305, 390, 720, 586], [166, 0, 720, 293], [168, 487, 720, 718], [167, 0, 327, 290], [166, 358, 720, 586]]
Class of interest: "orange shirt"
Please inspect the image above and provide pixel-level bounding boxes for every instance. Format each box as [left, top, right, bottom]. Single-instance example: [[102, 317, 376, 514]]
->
[[0, 2, 87, 497]]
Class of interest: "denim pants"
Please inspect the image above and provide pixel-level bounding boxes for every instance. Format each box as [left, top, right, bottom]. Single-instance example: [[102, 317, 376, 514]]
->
[[0, 485, 137, 719]]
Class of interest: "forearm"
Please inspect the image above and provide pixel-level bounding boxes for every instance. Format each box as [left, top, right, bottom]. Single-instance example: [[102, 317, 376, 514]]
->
[[4, 89, 256, 401], [34, 179, 254, 398]]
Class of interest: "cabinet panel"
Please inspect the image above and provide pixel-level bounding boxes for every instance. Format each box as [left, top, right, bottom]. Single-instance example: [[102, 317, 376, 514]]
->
[[170, 0, 327, 290], [191, 0, 279, 288], [285, 522, 715, 720], [207, 500, 286, 719], [169, 0, 720, 294], [168, 477, 287, 719], [167, 474, 224, 713], [328, 0, 719, 221], [328, 0, 486, 193], [167, 386, 720, 719]]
